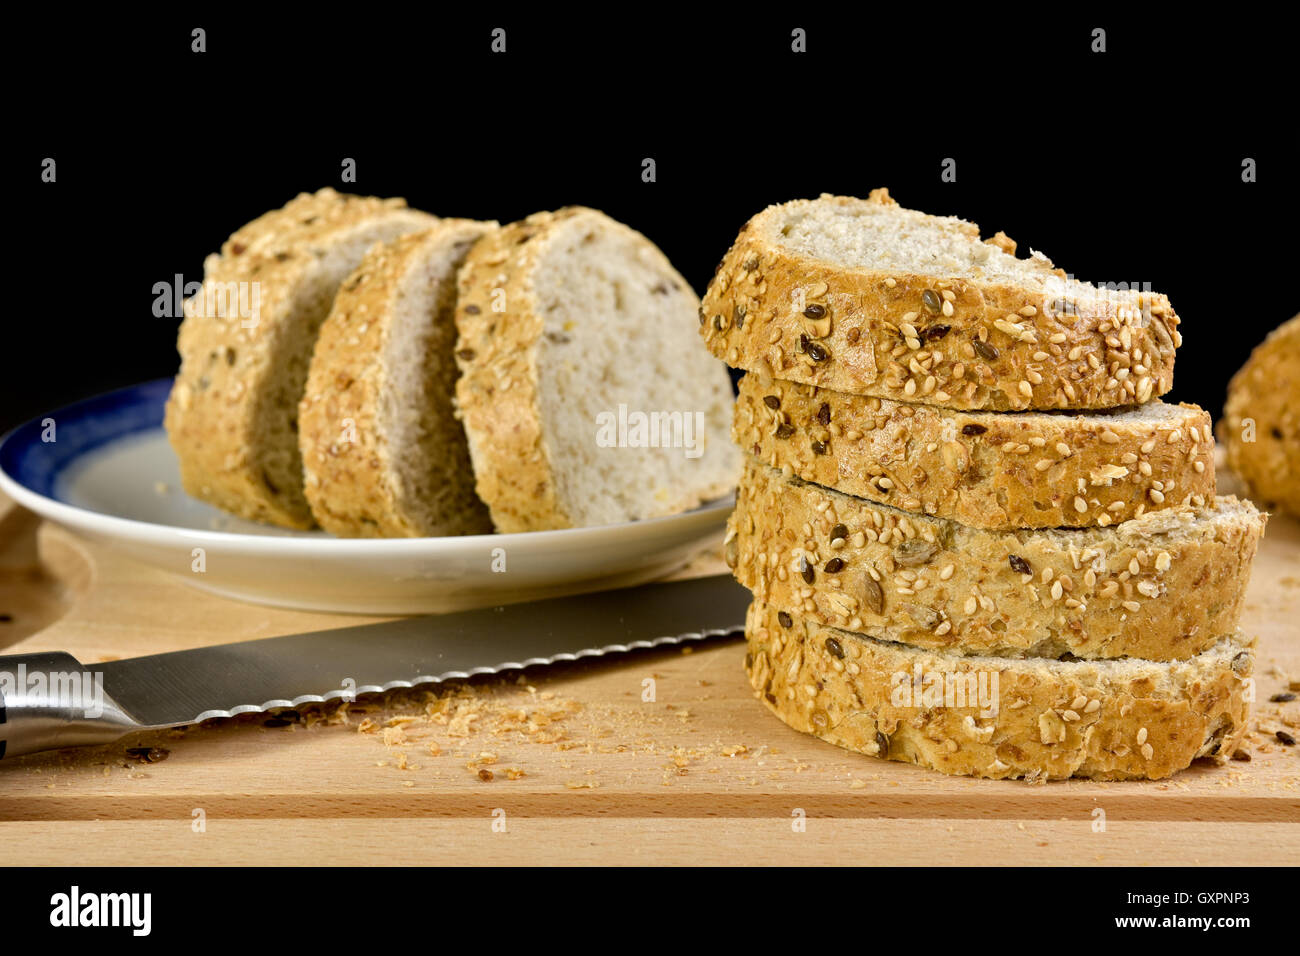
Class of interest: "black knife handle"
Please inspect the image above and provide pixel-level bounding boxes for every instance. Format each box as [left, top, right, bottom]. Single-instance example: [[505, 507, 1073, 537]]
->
[[0, 652, 146, 759]]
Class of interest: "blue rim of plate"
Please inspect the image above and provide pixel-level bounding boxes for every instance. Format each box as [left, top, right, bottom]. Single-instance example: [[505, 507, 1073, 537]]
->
[[0, 379, 733, 548], [0, 378, 174, 499]]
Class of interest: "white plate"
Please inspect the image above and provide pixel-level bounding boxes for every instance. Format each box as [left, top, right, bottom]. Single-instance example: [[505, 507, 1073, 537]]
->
[[0, 380, 732, 614]]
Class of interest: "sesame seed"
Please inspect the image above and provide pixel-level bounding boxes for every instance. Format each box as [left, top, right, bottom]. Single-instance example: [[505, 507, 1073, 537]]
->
[[1136, 727, 1148, 745], [1035, 459, 1053, 472], [1149, 488, 1165, 504], [1056, 442, 1072, 457], [1140, 743, 1154, 761], [885, 277, 897, 288], [1193, 460, 1206, 473], [964, 597, 978, 615], [940, 564, 955, 580], [1129, 557, 1141, 575], [941, 300, 954, 317], [1155, 551, 1171, 571], [1051, 580, 1064, 600], [1122, 600, 1141, 612], [1018, 380, 1033, 398], [1084, 699, 1100, 713]]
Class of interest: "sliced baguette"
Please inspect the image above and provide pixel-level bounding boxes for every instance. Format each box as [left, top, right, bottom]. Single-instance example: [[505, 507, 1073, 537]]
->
[[727, 457, 1265, 660], [299, 221, 497, 537], [454, 207, 739, 532], [701, 190, 1181, 411], [1221, 314, 1300, 519], [736, 371, 1216, 529], [745, 599, 1253, 780], [165, 188, 437, 528]]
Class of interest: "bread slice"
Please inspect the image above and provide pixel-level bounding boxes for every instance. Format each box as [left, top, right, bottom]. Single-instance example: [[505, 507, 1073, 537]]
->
[[701, 190, 1182, 411], [736, 371, 1216, 530], [1221, 314, 1300, 519], [744, 599, 1253, 780], [727, 457, 1265, 660], [454, 207, 740, 531], [298, 221, 497, 537], [165, 189, 438, 528]]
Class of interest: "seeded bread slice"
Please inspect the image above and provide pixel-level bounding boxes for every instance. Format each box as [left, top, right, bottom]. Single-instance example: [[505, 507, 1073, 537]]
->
[[744, 600, 1253, 781], [701, 190, 1181, 411], [165, 188, 438, 528], [1220, 314, 1300, 519], [727, 458, 1265, 660], [454, 207, 740, 532], [298, 221, 497, 537], [736, 372, 1216, 530]]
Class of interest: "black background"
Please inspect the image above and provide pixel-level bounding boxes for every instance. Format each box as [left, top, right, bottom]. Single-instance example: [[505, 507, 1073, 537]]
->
[[8, 12, 1295, 431]]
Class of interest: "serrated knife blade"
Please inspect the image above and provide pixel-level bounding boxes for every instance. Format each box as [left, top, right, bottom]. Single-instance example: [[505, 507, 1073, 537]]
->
[[0, 574, 750, 759]]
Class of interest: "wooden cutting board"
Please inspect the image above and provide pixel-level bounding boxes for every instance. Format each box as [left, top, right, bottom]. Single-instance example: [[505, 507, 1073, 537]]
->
[[1, 491, 1296, 866]]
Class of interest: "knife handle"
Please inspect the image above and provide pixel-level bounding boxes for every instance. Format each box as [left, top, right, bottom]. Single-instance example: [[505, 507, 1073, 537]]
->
[[0, 652, 145, 759]]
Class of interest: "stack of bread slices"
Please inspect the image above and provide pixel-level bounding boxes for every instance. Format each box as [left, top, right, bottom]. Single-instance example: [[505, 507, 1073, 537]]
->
[[165, 189, 738, 536], [702, 189, 1267, 781]]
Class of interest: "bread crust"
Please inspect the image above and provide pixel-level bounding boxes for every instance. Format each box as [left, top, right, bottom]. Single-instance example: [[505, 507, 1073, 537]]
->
[[727, 458, 1264, 660], [701, 190, 1182, 411], [164, 188, 436, 528], [453, 208, 585, 531], [298, 222, 496, 537], [736, 372, 1216, 530], [745, 600, 1254, 780], [454, 207, 735, 532], [1221, 314, 1300, 518]]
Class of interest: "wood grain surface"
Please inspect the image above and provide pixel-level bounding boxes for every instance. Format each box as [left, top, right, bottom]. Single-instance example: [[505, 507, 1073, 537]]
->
[[0, 485, 1296, 866]]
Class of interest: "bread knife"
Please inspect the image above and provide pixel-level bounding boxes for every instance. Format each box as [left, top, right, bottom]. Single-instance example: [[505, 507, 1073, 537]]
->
[[0, 574, 750, 760]]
